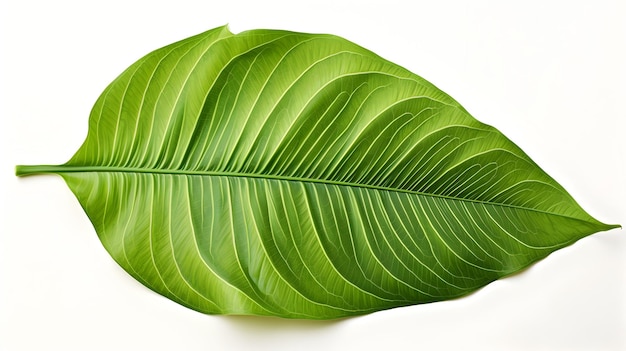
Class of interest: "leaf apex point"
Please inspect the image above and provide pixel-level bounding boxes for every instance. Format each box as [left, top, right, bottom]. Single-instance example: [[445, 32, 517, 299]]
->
[[600, 222, 622, 232]]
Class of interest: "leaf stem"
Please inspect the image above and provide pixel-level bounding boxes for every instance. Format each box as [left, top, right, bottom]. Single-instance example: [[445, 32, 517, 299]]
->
[[15, 164, 65, 177]]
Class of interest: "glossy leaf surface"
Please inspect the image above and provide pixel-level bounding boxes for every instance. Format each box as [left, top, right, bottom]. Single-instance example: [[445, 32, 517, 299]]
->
[[16, 26, 618, 319]]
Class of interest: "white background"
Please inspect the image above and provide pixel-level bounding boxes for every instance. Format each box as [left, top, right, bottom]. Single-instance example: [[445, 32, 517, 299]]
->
[[1, 1, 624, 350]]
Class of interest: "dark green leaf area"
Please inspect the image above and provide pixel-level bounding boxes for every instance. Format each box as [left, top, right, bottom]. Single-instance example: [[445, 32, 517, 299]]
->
[[61, 169, 607, 319]]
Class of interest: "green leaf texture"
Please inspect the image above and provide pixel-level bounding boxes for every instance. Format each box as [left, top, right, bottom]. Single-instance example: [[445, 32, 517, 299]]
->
[[16, 26, 618, 319]]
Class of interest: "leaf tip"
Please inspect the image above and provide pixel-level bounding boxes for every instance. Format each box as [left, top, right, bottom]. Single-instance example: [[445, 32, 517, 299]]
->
[[596, 221, 622, 233]]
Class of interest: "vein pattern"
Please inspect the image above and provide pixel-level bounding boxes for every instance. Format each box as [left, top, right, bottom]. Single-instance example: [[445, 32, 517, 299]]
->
[[19, 26, 616, 319]]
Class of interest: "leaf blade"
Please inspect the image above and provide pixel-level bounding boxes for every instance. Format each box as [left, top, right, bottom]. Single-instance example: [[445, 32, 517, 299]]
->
[[16, 26, 619, 319]]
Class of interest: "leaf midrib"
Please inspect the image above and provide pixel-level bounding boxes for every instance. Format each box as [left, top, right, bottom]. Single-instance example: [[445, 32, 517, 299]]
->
[[16, 163, 607, 227]]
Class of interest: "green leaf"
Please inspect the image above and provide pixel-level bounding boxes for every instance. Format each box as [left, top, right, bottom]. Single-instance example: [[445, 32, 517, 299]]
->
[[16, 25, 618, 319]]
